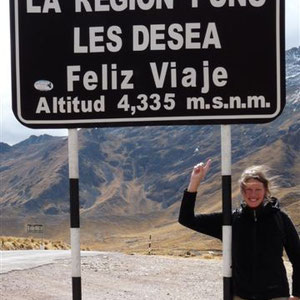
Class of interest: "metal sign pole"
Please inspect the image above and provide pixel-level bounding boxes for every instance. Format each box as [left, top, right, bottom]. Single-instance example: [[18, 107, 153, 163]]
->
[[68, 129, 82, 300], [221, 125, 233, 300]]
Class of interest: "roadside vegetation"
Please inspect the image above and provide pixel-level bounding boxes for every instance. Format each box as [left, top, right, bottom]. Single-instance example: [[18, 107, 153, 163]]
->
[[0, 236, 71, 250]]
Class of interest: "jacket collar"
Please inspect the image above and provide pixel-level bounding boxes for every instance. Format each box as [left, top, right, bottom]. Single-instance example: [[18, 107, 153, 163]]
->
[[240, 197, 280, 220]]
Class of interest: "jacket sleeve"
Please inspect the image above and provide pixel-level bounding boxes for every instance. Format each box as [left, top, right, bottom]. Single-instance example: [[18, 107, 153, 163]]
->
[[178, 189, 223, 240], [282, 212, 300, 297]]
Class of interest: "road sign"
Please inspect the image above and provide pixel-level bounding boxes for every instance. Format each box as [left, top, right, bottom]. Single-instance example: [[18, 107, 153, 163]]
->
[[27, 224, 44, 234], [10, 0, 285, 128]]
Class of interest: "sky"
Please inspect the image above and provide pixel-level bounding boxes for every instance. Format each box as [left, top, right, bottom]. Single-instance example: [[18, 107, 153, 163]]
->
[[0, 0, 299, 146]]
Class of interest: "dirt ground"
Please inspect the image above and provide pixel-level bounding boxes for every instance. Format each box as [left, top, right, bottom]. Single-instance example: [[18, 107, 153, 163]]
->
[[0, 252, 293, 300]]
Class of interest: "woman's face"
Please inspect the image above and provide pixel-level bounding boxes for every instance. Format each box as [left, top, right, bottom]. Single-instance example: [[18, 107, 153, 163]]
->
[[242, 179, 266, 208]]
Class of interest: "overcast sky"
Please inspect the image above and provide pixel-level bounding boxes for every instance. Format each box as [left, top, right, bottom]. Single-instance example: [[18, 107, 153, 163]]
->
[[0, 0, 299, 146]]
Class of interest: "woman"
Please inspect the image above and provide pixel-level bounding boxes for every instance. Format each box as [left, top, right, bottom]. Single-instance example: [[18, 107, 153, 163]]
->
[[178, 159, 300, 300]]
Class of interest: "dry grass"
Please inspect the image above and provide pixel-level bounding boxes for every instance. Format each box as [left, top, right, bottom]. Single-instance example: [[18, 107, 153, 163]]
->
[[0, 236, 71, 251], [79, 219, 223, 259], [0, 234, 222, 260]]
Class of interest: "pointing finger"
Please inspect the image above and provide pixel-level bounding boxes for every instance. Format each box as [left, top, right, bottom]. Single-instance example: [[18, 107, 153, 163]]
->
[[204, 159, 212, 170]]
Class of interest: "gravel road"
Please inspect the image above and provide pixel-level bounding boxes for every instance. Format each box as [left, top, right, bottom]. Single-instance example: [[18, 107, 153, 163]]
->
[[0, 252, 292, 300]]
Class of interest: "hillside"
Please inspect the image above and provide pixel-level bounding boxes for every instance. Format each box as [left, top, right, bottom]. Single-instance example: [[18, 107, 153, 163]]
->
[[0, 47, 299, 253]]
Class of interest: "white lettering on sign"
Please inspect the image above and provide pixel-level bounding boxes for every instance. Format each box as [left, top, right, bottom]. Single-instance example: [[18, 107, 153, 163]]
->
[[35, 96, 105, 114], [74, 26, 123, 53], [67, 65, 134, 92], [75, 0, 174, 12], [133, 23, 221, 51], [210, 0, 266, 7], [191, 0, 199, 8], [26, 0, 62, 13], [186, 95, 270, 110], [117, 93, 176, 115], [149, 61, 228, 93], [12, 0, 281, 126]]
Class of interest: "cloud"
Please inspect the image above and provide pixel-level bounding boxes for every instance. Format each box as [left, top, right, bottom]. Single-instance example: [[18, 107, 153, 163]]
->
[[285, 0, 300, 49], [0, 94, 67, 146], [0, 1, 67, 145]]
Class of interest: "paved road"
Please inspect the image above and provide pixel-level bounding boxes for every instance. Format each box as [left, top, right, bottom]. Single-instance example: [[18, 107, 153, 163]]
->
[[0, 250, 101, 274]]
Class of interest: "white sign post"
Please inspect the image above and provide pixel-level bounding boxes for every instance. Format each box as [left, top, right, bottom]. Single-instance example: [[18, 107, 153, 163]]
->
[[221, 125, 232, 299], [68, 128, 81, 300]]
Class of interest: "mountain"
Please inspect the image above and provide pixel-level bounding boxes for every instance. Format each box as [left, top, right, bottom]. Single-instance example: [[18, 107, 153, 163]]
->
[[1, 48, 299, 252], [286, 46, 300, 95], [0, 142, 11, 154]]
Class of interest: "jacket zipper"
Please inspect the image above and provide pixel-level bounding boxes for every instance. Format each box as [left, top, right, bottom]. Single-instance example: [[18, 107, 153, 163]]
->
[[252, 209, 258, 295], [254, 210, 257, 222]]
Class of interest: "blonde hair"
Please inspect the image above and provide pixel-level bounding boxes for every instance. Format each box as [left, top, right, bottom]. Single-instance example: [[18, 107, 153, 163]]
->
[[239, 165, 278, 199]]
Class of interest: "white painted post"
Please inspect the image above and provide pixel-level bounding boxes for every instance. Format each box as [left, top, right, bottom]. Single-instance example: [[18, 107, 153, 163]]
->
[[221, 125, 233, 300], [148, 234, 152, 255], [68, 129, 82, 300]]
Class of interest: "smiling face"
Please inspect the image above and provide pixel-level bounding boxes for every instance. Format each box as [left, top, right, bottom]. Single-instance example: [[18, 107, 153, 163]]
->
[[242, 179, 266, 208]]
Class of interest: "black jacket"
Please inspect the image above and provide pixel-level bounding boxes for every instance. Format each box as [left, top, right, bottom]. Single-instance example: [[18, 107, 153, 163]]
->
[[178, 190, 300, 300]]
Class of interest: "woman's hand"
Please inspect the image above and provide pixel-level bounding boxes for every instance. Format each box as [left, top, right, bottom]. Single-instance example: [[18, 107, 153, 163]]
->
[[187, 159, 211, 193]]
